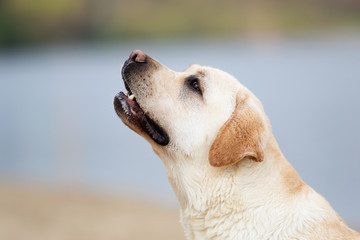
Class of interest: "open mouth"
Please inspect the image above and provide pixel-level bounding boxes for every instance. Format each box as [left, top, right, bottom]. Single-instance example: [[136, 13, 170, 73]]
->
[[114, 88, 169, 146]]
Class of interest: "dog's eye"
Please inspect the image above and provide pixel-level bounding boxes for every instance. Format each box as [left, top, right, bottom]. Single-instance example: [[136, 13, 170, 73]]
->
[[185, 75, 202, 95], [189, 79, 201, 94], [191, 80, 200, 91]]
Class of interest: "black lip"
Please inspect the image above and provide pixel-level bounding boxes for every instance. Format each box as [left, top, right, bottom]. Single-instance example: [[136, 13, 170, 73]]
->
[[115, 60, 169, 146], [121, 59, 133, 94], [114, 92, 169, 146]]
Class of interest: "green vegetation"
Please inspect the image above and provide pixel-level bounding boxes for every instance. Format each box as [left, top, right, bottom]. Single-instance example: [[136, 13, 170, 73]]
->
[[1, 0, 359, 47]]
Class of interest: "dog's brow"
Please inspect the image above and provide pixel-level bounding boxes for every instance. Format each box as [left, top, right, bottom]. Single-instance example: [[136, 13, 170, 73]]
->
[[196, 70, 205, 77], [185, 74, 200, 82]]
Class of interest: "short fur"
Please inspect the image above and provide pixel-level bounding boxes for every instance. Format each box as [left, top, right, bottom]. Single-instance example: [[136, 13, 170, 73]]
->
[[115, 51, 360, 240]]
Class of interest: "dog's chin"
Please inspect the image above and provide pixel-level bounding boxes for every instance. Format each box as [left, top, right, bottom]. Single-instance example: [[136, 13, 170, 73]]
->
[[113, 92, 169, 146]]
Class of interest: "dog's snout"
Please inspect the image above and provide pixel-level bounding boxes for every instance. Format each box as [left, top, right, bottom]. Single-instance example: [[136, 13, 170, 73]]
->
[[130, 49, 147, 63]]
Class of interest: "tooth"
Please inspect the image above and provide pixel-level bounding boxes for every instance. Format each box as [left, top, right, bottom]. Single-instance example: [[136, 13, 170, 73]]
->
[[129, 94, 135, 100]]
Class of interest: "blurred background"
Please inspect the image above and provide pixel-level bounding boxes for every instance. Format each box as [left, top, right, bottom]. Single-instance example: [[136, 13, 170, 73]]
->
[[0, 0, 359, 239]]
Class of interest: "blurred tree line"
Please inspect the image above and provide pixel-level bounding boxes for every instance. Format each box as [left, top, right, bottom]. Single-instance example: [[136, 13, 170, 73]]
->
[[0, 0, 359, 47]]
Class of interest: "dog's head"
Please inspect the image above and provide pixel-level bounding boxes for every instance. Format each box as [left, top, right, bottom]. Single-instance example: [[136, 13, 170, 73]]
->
[[114, 50, 271, 167]]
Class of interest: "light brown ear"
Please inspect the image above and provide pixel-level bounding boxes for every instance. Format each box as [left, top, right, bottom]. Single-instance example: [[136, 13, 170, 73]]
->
[[209, 93, 265, 167]]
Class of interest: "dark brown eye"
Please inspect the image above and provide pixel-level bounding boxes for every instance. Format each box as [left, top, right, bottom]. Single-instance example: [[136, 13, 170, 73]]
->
[[191, 80, 199, 90], [185, 75, 202, 95]]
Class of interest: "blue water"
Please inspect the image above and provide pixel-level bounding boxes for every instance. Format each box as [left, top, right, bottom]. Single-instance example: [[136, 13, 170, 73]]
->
[[0, 36, 359, 227]]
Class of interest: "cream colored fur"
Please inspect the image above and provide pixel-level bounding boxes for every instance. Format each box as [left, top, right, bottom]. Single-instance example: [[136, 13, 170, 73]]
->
[[118, 56, 360, 240]]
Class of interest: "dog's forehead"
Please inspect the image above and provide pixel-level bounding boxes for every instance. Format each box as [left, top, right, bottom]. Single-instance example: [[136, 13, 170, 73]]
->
[[183, 64, 205, 76], [185, 65, 237, 82]]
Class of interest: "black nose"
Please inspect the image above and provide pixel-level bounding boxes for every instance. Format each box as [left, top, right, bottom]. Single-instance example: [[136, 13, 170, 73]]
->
[[129, 49, 147, 63]]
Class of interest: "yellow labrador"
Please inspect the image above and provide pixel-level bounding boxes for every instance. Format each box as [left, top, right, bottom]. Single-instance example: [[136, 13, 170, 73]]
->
[[114, 50, 360, 240]]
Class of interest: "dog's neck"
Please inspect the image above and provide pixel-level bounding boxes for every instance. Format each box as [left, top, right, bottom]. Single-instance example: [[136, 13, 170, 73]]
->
[[162, 135, 298, 206], [158, 135, 307, 239]]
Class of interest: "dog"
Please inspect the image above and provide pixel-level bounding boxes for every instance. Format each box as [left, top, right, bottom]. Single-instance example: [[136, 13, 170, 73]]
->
[[114, 50, 360, 240]]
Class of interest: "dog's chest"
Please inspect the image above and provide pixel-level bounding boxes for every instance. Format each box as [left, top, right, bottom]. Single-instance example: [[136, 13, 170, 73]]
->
[[181, 203, 270, 240], [179, 199, 317, 240]]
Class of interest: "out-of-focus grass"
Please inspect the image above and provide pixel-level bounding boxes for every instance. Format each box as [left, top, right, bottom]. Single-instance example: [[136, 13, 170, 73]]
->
[[1, 0, 360, 47]]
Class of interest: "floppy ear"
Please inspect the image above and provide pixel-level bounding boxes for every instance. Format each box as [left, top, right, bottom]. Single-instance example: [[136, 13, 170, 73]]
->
[[209, 92, 265, 167]]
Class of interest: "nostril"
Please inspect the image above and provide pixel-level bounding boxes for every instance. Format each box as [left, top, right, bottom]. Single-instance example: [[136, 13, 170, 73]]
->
[[130, 49, 147, 63]]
